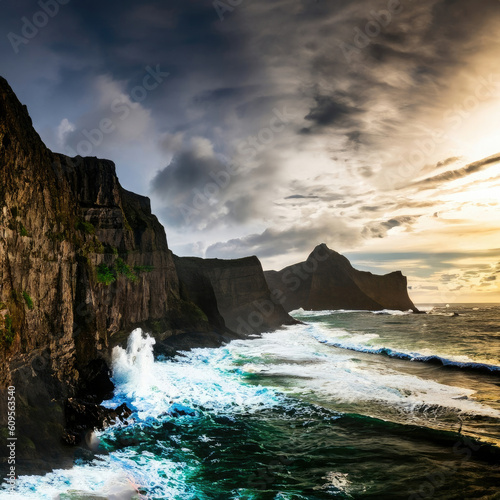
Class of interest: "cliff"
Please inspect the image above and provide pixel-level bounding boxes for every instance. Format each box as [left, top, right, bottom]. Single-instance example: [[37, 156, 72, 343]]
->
[[0, 76, 213, 389], [265, 244, 419, 313], [174, 255, 296, 335], [0, 76, 299, 473], [0, 77, 221, 472]]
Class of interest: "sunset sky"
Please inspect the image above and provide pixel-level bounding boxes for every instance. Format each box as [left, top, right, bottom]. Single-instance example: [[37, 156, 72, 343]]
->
[[1, 0, 499, 303]]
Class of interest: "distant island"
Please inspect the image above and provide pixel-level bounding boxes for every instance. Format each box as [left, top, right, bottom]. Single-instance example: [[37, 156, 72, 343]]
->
[[265, 244, 419, 313]]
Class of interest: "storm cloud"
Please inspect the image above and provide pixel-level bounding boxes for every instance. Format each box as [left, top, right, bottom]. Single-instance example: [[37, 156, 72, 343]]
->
[[2, 0, 500, 299]]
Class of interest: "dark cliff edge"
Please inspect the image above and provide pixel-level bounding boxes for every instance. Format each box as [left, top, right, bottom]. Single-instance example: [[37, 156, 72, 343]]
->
[[173, 255, 296, 338], [0, 77, 293, 475], [265, 244, 419, 313]]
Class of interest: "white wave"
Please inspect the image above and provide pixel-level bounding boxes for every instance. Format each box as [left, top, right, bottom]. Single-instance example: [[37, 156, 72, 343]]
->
[[111, 328, 156, 398], [104, 329, 282, 421], [291, 308, 371, 316], [289, 308, 339, 316], [226, 325, 500, 420], [371, 309, 413, 315], [5, 451, 197, 500], [415, 305, 435, 313], [310, 323, 500, 373], [291, 308, 413, 317]]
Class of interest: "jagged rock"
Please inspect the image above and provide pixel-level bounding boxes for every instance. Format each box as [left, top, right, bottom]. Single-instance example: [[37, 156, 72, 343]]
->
[[167, 403, 196, 417], [63, 399, 132, 445], [174, 255, 297, 335], [265, 244, 419, 313]]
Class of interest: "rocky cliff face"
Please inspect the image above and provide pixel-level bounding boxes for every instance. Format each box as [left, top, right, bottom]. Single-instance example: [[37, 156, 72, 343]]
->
[[174, 255, 296, 335], [0, 77, 298, 473], [265, 244, 419, 313], [0, 76, 210, 393], [0, 77, 218, 472]]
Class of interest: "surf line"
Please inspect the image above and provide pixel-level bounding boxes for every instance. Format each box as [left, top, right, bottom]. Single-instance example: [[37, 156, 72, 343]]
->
[[314, 337, 500, 375]]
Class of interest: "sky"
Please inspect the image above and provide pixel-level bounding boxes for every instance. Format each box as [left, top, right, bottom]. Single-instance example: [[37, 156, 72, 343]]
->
[[1, 0, 500, 303]]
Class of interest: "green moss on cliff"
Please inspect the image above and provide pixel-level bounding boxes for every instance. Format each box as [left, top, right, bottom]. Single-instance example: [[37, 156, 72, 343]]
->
[[97, 257, 143, 285], [75, 219, 95, 234], [22, 291, 34, 310], [96, 264, 116, 285], [115, 258, 138, 282], [2, 315, 15, 346], [95, 257, 140, 285]]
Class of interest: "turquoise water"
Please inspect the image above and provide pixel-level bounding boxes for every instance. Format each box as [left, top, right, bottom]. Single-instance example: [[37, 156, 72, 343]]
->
[[3, 304, 500, 499]]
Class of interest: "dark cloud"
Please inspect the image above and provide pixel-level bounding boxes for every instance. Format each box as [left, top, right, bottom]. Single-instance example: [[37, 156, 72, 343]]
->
[[483, 275, 497, 282], [440, 274, 459, 282], [152, 150, 221, 197], [412, 153, 500, 190], [150, 139, 285, 230], [436, 157, 462, 169], [206, 219, 361, 261], [286, 180, 355, 203], [362, 216, 419, 239], [304, 93, 360, 129], [284, 195, 319, 200], [150, 144, 242, 229]]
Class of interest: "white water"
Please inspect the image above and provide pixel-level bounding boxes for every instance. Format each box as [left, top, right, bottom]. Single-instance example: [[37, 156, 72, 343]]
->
[[111, 328, 156, 399], [3, 329, 282, 499], [4, 323, 500, 498], [225, 325, 500, 421], [290, 308, 414, 317], [103, 329, 282, 421]]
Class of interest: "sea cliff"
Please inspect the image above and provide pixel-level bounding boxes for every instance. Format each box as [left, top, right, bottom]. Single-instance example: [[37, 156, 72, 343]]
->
[[0, 76, 294, 473], [265, 244, 419, 313]]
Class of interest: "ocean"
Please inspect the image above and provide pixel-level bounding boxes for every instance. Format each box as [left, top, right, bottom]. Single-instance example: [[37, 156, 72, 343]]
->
[[3, 304, 500, 499]]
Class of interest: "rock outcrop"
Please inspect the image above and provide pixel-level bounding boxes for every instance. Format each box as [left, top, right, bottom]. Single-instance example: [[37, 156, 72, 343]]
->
[[174, 255, 296, 335], [265, 244, 419, 313]]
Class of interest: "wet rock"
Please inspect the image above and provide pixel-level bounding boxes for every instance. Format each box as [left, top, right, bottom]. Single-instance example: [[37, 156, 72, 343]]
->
[[63, 399, 132, 445]]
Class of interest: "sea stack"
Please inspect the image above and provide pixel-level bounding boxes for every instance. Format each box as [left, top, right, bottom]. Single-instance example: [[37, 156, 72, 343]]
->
[[264, 244, 419, 313]]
